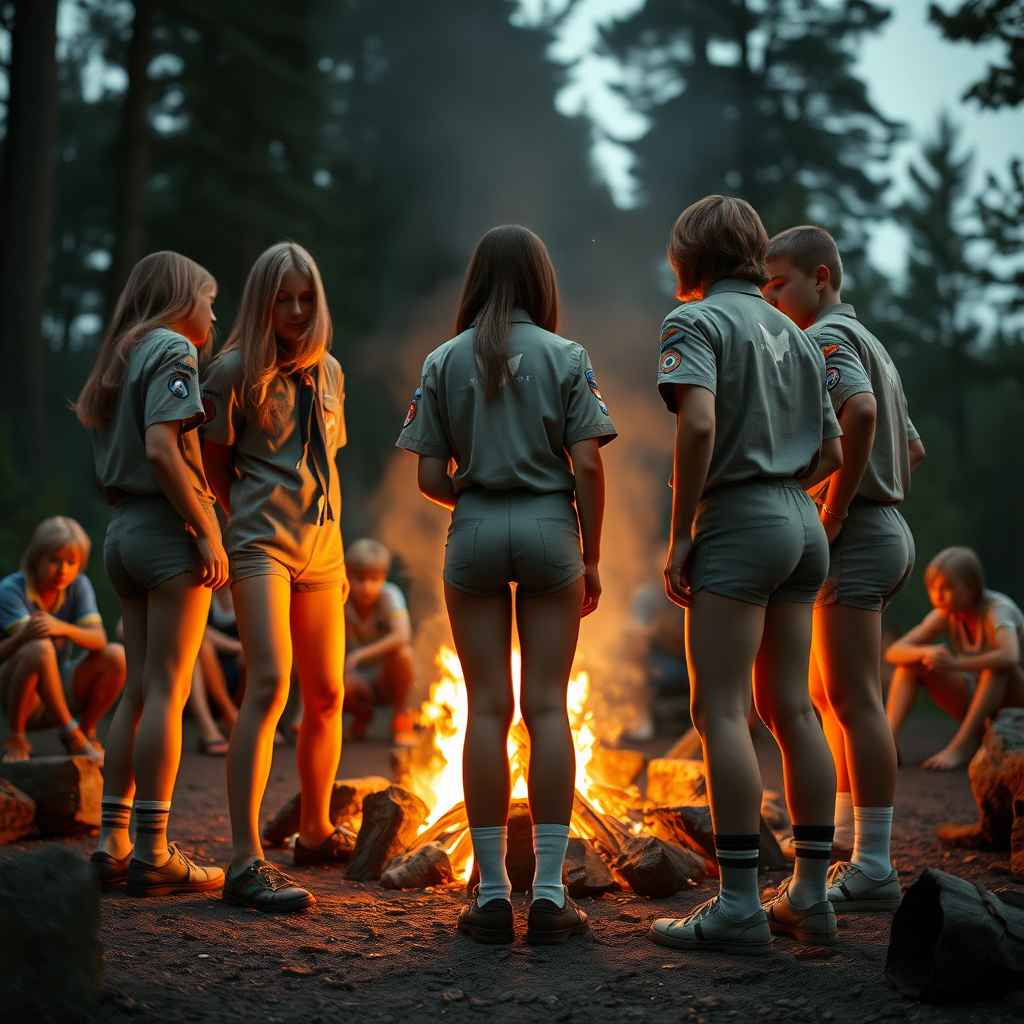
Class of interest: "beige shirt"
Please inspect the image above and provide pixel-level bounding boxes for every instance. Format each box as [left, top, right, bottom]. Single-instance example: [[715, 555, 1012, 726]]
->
[[201, 348, 345, 573], [657, 279, 842, 492], [91, 327, 214, 506], [809, 303, 918, 503], [945, 591, 1024, 667], [396, 314, 617, 493]]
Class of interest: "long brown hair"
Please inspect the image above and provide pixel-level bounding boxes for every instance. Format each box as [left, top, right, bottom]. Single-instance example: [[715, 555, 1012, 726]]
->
[[215, 242, 331, 431], [76, 251, 216, 427], [455, 226, 559, 400]]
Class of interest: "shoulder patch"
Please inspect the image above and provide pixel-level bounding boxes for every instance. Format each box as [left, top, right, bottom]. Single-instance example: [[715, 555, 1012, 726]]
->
[[661, 325, 681, 343], [403, 386, 421, 428], [585, 369, 609, 416], [660, 348, 682, 374], [174, 358, 197, 377], [825, 367, 841, 391], [819, 344, 839, 359], [168, 375, 190, 399]]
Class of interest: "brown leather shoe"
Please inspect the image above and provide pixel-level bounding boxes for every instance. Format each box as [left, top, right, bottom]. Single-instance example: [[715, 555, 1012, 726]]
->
[[293, 824, 358, 865], [526, 888, 589, 945], [222, 860, 315, 913], [126, 843, 224, 897], [90, 849, 131, 891], [457, 887, 514, 944]]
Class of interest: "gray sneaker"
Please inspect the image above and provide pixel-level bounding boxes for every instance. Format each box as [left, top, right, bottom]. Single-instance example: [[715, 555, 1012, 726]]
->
[[650, 896, 773, 956], [763, 881, 837, 945], [826, 861, 901, 912]]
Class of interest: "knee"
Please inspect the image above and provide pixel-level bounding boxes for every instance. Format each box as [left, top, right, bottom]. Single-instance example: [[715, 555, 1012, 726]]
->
[[470, 697, 515, 732], [99, 643, 127, 683], [304, 682, 344, 719], [19, 638, 56, 671], [387, 644, 416, 679], [243, 671, 290, 718], [520, 694, 567, 733]]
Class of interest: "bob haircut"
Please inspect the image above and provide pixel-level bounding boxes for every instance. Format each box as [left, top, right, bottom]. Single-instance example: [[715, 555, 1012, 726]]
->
[[346, 538, 392, 574], [21, 516, 92, 576], [767, 225, 844, 290], [216, 242, 332, 432], [76, 251, 216, 428], [455, 225, 560, 401], [668, 195, 770, 301], [925, 546, 986, 604]]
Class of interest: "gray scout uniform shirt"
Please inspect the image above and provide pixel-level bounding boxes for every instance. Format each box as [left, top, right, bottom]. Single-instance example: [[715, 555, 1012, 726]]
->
[[396, 313, 617, 493], [92, 327, 214, 506], [657, 279, 841, 491], [201, 349, 346, 573], [808, 303, 919, 504]]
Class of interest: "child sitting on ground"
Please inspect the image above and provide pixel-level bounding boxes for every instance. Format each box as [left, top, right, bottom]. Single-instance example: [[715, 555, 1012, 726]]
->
[[343, 539, 416, 744], [0, 516, 126, 763], [886, 546, 1024, 770]]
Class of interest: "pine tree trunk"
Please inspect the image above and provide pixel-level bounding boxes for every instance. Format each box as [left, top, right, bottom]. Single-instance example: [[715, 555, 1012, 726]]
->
[[108, 0, 158, 304], [0, 0, 59, 493]]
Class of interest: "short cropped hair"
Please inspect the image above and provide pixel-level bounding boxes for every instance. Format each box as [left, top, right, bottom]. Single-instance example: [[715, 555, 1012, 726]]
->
[[21, 516, 92, 575], [668, 195, 770, 300], [346, 538, 391, 574], [925, 546, 985, 603], [767, 225, 844, 290]]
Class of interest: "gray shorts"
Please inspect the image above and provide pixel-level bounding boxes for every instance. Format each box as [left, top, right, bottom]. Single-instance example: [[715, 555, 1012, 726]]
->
[[444, 488, 585, 598], [689, 478, 829, 607], [104, 495, 204, 597], [815, 501, 915, 612]]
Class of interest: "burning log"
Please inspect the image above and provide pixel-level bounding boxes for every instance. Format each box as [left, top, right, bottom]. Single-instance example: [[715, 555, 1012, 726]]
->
[[587, 746, 646, 789], [0, 755, 101, 836], [344, 786, 429, 881], [646, 757, 708, 806], [264, 776, 391, 846], [613, 834, 705, 897], [0, 779, 37, 844], [564, 837, 618, 897], [380, 842, 455, 889]]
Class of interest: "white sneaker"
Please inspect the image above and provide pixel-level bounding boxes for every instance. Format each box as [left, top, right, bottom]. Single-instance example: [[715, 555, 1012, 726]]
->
[[650, 895, 773, 956], [826, 861, 901, 912]]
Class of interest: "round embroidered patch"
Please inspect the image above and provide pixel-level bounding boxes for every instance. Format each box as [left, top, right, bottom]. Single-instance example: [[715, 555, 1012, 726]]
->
[[660, 348, 682, 373], [168, 375, 190, 399], [403, 386, 421, 428], [825, 367, 841, 391], [202, 397, 216, 423]]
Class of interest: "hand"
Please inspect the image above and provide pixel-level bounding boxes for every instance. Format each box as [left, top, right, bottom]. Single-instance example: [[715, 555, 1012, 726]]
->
[[921, 645, 954, 671], [195, 520, 229, 590], [820, 509, 843, 545], [664, 537, 693, 609], [581, 563, 602, 617], [17, 614, 52, 644]]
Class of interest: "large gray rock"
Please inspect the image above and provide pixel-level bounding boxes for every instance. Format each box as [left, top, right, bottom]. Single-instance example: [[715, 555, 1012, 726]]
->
[[0, 847, 102, 1022], [0, 755, 102, 836]]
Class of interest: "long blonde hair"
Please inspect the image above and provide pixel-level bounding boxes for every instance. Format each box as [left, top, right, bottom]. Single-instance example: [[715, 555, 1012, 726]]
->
[[76, 251, 216, 427], [216, 242, 332, 431], [21, 516, 92, 575]]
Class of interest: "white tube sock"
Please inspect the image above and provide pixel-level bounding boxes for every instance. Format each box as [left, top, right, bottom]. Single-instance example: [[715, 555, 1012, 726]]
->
[[834, 792, 855, 849], [852, 806, 893, 880], [531, 824, 570, 907], [469, 826, 511, 906], [714, 834, 762, 921], [133, 800, 171, 866]]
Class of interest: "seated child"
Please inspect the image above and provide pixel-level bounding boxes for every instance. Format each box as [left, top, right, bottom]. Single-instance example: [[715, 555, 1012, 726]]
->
[[342, 539, 416, 743], [0, 516, 126, 763], [886, 546, 1024, 769]]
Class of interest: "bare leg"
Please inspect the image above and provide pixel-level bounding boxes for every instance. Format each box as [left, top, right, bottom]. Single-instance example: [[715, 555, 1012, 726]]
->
[[886, 663, 971, 744], [5, 639, 72, 733], [809, 645, 850, 794], [290, 586, 346, 849], [814, 605, 895, 807], [444, 582, 514, 828], [72, 644, 127, 737], [754, 602, 836, 826], [342, 674, 375, 737], [228, 575, 293, 872], [198, 640, 237, 730], [102, 591, 147, 802], [516, 577, 585, 826], [187, 661, 227, 747], [686, 591, 765, 835], [375, 645, 417, 730]]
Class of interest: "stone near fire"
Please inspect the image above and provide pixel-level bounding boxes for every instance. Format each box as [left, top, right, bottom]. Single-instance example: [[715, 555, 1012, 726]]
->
[[0, 846, 102, 1022], [0, 755, 101, 836], [0, 779, 37, 844], [380, 842, 455, 889], [644, 806, 788, 873], [613, 834, 706, 897], [646, 758, 707, 807], [588, 747, 646, 789], [345, 785, 429, 881], [563, 837, 618, 897], [264, 776, 391, 846]]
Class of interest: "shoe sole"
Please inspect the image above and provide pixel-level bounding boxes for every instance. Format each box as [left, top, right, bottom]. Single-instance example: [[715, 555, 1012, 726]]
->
[[222, 890, 316, 912], [649, 925, 772, 956], [457, 921, 514, 944], [126, 877, 225, 898], [526, 921, 589, 945], [766, 919, 837, 945]]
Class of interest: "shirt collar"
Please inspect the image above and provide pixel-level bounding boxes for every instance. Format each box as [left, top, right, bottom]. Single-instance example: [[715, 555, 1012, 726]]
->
[[470, 309, 536, 328], [24, 572, 65, 614], [704, 279, 764, 299], [813, 302, 857, 324]]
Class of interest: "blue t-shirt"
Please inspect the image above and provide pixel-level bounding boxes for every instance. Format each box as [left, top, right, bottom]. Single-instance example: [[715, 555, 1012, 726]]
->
[[0, 571, 102, 667]]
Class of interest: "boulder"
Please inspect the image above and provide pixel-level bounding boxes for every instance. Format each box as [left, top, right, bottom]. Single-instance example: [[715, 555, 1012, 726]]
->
[[563, 837, 618, 897], [263, 775, 391, 846], [0, 755, 101, 836], [344, 785, 429, 881], [0, 779, 37, 844], [380, 842, 455, 889], [613, 834, 706, 897], [0, 847, 102, 1022]]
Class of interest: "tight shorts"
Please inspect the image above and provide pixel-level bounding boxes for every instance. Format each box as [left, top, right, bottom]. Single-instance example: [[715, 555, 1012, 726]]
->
[[104, 495, 203, 597], [689, 478, 829, 607], [443, 488, 585, 598], [815, 501, 915, 612], [229, 549, 347, 594]]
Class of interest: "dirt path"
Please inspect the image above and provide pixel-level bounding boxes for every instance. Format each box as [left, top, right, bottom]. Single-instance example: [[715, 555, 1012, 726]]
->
[[3, 715, 1017, 1024]]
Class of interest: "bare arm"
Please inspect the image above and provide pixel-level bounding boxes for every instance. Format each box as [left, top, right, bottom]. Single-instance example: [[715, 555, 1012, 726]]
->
[[32, 616, 107, 652], [819, 392, 876, 540], [569, 437, 605, 617], [348, 616, 413, 666], [801, 435, 844, 491], [950, 625, 1019, 673], [203, 439, 235, 516], [885, 612, 948, 665], [417, 456, 456, 510], [146, 421, 228, 588], [664, 384, 716, 608], [0, 616, 51, 662], [909, 437, 926, 472]]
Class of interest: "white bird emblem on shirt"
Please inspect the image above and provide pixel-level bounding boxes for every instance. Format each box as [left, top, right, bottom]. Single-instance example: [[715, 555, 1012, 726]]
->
[[508, 353, 523, 375], [758, 323, 791, 364]]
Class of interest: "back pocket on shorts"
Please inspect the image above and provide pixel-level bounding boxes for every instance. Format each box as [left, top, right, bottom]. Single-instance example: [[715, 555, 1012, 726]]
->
[[538, 518, 582, 569], [446, 518, 482, 570]]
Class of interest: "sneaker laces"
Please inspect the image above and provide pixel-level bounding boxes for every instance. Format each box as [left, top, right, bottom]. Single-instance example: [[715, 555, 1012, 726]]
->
[[826, 861, 854, 887], [252, 861, 299, 892], [680, 895, 723, 926]]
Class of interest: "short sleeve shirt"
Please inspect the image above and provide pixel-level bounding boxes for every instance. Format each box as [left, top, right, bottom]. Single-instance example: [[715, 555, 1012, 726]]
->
[[396, 313, 617, 493], [201, 349, 346, 573], [91, 328, 214, 506], [808, 303, 918, 503], [345, 582, 410, 650], [946, 591, 1024, 668], [0, 572, 102, 667], [657, 280, 841, 491]]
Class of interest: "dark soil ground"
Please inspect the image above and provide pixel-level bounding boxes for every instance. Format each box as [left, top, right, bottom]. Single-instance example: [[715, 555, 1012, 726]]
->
[[2, 713, 1014, 1024]]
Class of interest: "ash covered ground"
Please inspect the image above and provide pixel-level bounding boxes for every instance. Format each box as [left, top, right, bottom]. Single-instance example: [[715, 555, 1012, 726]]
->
[[1, 714, 1014, 1024]]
